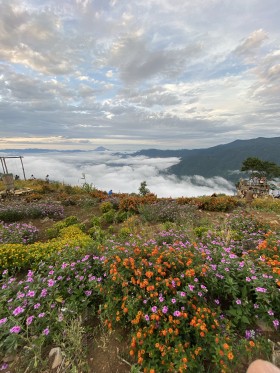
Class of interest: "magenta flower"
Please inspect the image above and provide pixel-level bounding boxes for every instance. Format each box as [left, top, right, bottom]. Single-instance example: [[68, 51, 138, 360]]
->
[[38, 313, 45, 318], [34, 303, 41, 309], [273, 319, 279, 329], [236, 299, 242, 305], [144, 314, 150, 321], [43, 328, 49, 335], [13, 306, 25, 316], [188, 285, 195, 291], [173, 310, 181, 317], [26, 316, 35, 326], [40, 288, 48, 297], [85, 290, 92, 296], [162, 306, 168, 314], [151, 306, 157, 313], [27, 290, 36, 297], [10, 325, 21, 334], [48, 279, 56, 287], [0, 317, 7, 325], [255, 287, 267, 293]]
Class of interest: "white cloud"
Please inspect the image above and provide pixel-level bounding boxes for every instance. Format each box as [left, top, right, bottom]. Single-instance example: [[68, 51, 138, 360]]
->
[[3, 151, 235, 197]]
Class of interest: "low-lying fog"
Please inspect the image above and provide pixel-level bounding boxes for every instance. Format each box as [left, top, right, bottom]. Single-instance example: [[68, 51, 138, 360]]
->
[[2, 151, 235, 198]]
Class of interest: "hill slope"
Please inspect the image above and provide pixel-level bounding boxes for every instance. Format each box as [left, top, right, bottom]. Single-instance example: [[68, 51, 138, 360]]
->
[[133, 137, 280, 182]]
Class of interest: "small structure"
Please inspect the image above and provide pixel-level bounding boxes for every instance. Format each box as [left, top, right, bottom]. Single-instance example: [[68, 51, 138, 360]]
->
[[236, 177, 270, 198], [0, 156, 26, 180]]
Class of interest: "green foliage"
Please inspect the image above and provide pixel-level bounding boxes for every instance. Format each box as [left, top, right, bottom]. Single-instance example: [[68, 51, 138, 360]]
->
[[100, 201, 114, 213], [138, 200, 197, 223], [118, 227, 132, 239], [241, 157, 280, 179], [252, 198, 280, 213], [100, 210, 115, 225], [46, 216, 80, 239], [82, 182, 96, 193], [138, 181, 150, 196]]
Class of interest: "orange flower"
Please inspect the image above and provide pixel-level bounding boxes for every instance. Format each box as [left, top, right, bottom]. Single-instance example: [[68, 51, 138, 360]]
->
[[249, 341, 255, 347], [223, 343, 229, 350], [227, 352, 234, 360]]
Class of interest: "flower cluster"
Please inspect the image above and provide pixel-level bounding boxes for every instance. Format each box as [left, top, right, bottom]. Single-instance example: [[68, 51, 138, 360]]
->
[[0, 221, 39, 245]]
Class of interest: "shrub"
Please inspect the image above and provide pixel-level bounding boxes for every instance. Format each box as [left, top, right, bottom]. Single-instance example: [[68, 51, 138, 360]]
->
[[100, 201, 114, 213], [0, 226, 93, 271], [0, 222, 39, 244], [0, 253, 105, 371], [100, 210, 115, 225], [197, 196, 240, 212], [46, 216, 80, 239], [139, 200, 197, 223], [252, 197, 280, 213], [0, 203, 64, 222]]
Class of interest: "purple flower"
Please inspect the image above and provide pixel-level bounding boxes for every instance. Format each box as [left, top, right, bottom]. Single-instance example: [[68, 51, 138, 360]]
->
[[215, 299, 220, 305], [13, 306, 25, 316], [34, 303, 41, 309], [273, 319, 279, 329], [173, 310, 181, 317], [188, 285, 195, 291], [0, 317, 8, 325], [144, 314, 150, 321], [162, 306, 168, 314], [43, 328, 49, 335], [26, 316, 35, 326], [253, 304, 259, 309], [151, 306, 157, 313], [255, 287, 267, 293], [38, 313, 45, 318], [85, 290, 92, 296], [236, 299, 242, 305], [171, 298, 176, 304], [180, 292, 186, 297], [48, 279, 56, 287], [27, 290, 35, 297], [10, 325, 21, 334], [40, 288, 48, 297], [0, 363, 9, 370], [268, 310, 274, 316]]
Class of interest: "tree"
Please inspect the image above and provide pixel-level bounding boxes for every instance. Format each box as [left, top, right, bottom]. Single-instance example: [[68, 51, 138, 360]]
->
[[241, 157, 280, 179], [139, 181, 150, 196]]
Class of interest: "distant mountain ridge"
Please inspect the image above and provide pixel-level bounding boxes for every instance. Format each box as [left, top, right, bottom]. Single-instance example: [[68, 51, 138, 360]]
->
[[133, 137, 280, 183]]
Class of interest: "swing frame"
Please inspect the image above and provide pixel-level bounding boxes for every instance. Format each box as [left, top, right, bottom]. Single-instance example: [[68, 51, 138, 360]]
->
[[0, 156, 27, 180]]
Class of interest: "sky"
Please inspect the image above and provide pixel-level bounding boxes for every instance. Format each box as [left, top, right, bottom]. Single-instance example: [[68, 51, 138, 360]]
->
[[0, 0, 280, 151]]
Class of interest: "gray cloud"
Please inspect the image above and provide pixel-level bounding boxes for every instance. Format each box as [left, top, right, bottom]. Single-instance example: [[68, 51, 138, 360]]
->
[[1, 0, 280, 151]]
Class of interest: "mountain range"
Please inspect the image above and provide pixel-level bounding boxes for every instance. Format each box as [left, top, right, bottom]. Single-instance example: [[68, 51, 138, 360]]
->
[[132, 137, 280, 183]]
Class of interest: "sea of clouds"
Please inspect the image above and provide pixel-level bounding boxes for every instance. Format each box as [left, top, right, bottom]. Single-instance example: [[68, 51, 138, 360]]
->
[[2, 151, 235, 198]]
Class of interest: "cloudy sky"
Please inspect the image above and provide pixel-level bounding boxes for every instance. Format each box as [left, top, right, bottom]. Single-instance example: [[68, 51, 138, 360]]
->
[[1, 0, 280, 151]]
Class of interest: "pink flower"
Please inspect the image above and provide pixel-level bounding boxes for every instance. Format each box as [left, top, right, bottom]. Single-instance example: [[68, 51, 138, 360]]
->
[[43, 328, 49, 335], [48, 279, 56, 287], [0, 317, 7, 325], [26, 316, 35, 326], [13, 306, 25, 316], [10, 325, 21, 334]]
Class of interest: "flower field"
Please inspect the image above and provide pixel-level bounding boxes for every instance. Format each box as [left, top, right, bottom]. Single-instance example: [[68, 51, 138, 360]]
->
[[0, 181, 279, 372]]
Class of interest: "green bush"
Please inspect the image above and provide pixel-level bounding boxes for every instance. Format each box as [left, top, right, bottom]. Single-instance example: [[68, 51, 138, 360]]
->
[[100, 210, 115, 224], [100, 201, 114, 213]]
